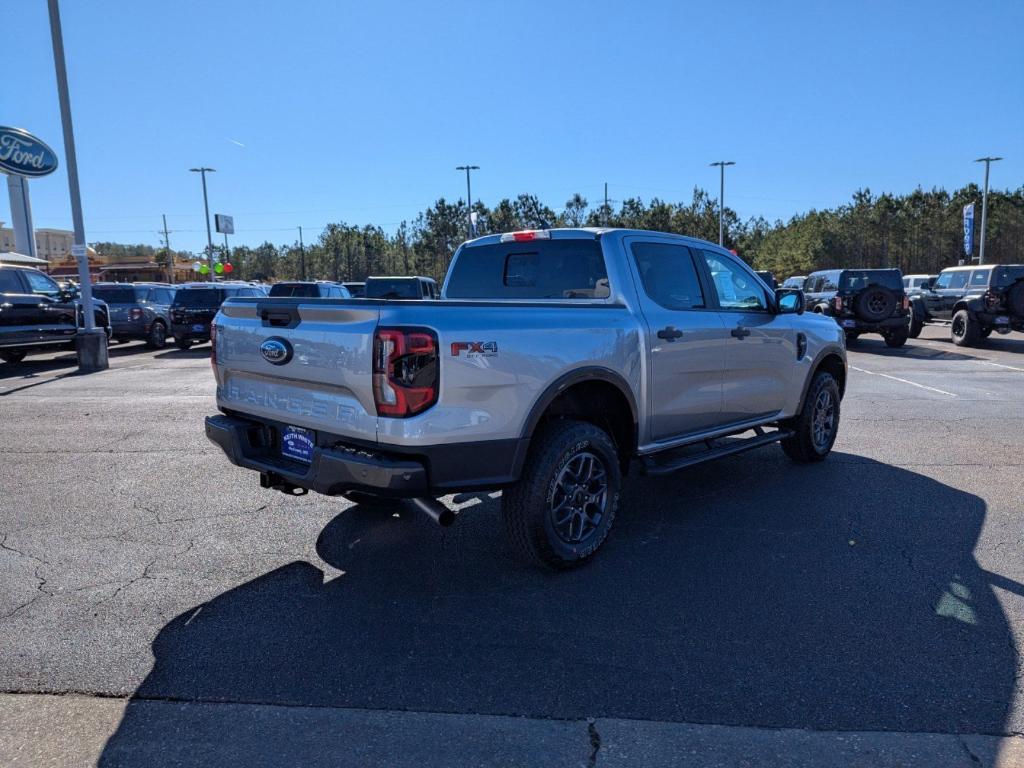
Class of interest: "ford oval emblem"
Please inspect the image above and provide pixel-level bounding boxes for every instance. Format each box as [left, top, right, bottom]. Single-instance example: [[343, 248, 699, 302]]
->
[[0, 126, 59, 178], [260, 337, 293, 365]]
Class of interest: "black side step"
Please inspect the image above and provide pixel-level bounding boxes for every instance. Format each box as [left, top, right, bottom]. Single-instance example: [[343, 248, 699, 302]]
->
[[641, 427, 794, 476]]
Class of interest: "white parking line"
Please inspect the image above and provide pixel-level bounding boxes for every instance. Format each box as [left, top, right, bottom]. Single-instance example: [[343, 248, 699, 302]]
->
[[979, 360, 1024, 373], [849, 365, 958, 397]]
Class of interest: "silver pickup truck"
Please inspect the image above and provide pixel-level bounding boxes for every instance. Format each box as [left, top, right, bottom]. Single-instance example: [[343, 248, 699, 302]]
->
[[206, 228, 846, 569]]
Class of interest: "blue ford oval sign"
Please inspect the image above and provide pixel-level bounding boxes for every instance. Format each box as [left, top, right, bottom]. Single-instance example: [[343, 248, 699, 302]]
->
[[260, 337, 293, 365], [0, 127, 59, 178]]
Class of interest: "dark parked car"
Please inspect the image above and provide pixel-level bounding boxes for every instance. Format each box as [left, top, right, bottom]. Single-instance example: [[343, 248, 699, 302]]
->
[[169, 282, 267, 350], [267, 281, 351, 298], [0, 264, 111, 363], [341, 282, 365, 298], [363, 276, 439, 299], [908, 264, 1024, 345], [92, 283, 177, 349], [803, 268, 910, 347], [781, 275, 806, 290]]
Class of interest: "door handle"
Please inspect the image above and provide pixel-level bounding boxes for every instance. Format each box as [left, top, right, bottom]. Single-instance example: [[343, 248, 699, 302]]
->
[[731, 326, 751, 339], [657, 326, 683, 341]]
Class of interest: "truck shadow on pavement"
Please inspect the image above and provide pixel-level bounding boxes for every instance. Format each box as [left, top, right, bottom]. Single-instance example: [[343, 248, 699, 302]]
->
[[99, 452, 1018, 765]]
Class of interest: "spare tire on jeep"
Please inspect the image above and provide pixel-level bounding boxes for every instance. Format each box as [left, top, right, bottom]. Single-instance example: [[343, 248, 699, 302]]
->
[[1009, 281, 1024, 317], [854, 286, 897, 322]]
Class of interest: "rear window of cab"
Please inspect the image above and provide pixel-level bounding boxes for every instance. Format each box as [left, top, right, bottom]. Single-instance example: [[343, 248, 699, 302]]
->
[[446, 239, 610, 299]]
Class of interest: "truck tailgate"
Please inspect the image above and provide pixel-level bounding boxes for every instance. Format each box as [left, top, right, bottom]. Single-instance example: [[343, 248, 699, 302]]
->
[[215, 300, 379, 442]]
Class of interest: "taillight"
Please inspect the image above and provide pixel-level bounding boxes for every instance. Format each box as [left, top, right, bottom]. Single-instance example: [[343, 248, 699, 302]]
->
[[833, 296, 843, 311], [372, 327, 439, 417], [210, 316, 218, 373], [129, 307, 144, 320], [901, 295, 910, 311]]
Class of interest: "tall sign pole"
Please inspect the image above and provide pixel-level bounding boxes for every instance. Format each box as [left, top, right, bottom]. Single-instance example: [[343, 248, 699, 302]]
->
[[974, 156, 1002, 265], [190, 167, 216, 280], [47, 0, 107, 370], [455, 165, 479, 240], [709, 161, 735, 246]]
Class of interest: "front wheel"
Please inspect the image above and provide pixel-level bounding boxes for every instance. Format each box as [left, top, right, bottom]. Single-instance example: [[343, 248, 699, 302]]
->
[[145, 321, 168, 350], [781, 371, 841, 463], [908, 311, 924, 338], [951, 309, 981, 347], [502, 419, 621, 570]]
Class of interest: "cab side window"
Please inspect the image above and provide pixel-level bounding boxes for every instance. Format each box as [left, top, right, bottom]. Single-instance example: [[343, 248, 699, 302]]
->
[[970, 269, 990, 287], [700, 250, 768, 311], [22, 270, 61, 296], [630, 242, 705, 310]]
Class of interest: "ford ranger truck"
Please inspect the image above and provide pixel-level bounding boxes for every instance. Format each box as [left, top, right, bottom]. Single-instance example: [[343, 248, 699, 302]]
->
[[206, 229, 846, 570]]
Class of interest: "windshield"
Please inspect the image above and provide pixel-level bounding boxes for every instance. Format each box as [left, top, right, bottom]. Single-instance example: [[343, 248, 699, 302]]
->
[[173, 288, 226, 307], [840, 270, 903, 291], [992, 265, 1024, 288], [269, 283, 321, 297], [365, 279, 422, 299], [92, 286, 146, 304]]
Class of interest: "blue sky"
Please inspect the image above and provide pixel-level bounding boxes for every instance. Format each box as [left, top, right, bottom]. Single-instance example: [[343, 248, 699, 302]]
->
[[4, 0, 1022, 253]]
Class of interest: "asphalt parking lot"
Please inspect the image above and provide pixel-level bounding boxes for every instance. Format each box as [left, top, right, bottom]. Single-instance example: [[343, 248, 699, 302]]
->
[[2, 326, 1023, 766]]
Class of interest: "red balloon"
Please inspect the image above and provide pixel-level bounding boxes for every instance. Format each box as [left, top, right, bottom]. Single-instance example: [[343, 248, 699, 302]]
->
[[223, 263, 234, 273]]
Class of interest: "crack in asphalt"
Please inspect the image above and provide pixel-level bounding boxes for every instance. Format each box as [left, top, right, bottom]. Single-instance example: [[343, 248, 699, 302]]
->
[[88, 538, 197, 612], [587, 719, 602, 767], [957, 734, 983, 765], [0, 534, 55, 621]]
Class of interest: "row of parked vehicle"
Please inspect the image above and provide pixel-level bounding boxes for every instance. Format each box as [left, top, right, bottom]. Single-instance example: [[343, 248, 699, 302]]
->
[[767, 263, 1024, 348], [0, 264, 442, 362]]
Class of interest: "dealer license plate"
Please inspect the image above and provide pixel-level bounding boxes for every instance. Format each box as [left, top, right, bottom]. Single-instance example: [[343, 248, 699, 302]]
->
[[281, 425, 314, 464]]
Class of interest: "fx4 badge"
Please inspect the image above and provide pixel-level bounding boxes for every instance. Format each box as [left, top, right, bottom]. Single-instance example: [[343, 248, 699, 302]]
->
[[451, 341, 498, 358]]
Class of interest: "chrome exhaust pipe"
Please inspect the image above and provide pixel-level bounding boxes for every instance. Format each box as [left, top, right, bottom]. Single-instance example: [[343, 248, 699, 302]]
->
[[411, 497, 455, 527]]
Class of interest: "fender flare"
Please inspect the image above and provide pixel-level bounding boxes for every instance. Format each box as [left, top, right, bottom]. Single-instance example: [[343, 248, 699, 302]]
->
[[519, 366, 639, 443]]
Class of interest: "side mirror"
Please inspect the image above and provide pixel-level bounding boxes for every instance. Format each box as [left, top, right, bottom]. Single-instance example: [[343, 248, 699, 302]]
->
[[776, 288, 804, 315]]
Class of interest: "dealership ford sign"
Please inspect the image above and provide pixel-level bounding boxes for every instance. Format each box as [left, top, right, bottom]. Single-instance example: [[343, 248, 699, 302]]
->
[[0, 127, 59, 178]]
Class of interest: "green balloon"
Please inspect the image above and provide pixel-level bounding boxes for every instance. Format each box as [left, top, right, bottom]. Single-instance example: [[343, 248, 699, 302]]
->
[[199, 264, 210, 275], [214, 263, 224, 274]]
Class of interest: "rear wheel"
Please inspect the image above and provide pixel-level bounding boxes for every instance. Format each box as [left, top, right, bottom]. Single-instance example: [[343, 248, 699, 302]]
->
[[951, 309, 981, 347], [502, 419, 621, 570], [781, 371, 840, 463], [145, 321, 168, 350], [0, 350, 27, 364], [175, 339, 193, 351], [908, 310, 924, 338], [884, 328, 908, 348]]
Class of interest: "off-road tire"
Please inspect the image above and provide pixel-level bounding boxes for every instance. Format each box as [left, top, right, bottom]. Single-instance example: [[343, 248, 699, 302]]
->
[[502, 419, 621, 570], [781, 371, 840, 464], [341, 491, 402, 509], [854, 287, 896, 322], [908, 310, 924, 338], [145, 321, 168, 350], [884, 328, 909, 348], [1008, 281, 1024, 317], [175, 339, 193, 351], [0, 350, 27, 364], [951, 309, 981, 347]]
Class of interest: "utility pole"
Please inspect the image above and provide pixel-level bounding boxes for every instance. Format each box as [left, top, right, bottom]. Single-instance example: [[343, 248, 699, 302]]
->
[[974, 156, 1002, 265], [160, 214, 173, 283], [298, 225, 306, 281], [189, 167, 215, 280], [48, 0, 106, 371], [456, 165, 479, 240], [604, 182, 609, 225], [709, 161, 735, 246]]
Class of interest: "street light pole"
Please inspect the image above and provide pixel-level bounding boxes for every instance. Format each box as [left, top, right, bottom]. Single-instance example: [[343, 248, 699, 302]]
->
[[709, 161, 735, 246], [189, 167, 216, 280], [974, 156, 1002, 265], [456, 165, 479, 240], [47, 0, 107, 371]]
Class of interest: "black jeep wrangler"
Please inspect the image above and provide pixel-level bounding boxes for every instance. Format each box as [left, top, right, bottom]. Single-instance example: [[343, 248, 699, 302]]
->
[[908, 264, 1024, 346], [802, 268, 910, 347]]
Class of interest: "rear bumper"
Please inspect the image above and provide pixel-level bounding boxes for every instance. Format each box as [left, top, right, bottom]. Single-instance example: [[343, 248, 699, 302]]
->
[[205, 413, 526, 497], [171, 323, 210, 342], [836, 315, 908, 333]]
